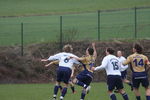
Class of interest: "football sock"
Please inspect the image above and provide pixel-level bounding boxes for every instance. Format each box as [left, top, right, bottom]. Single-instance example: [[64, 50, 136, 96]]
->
[[122, 93, 129, 100], [61, 87, 67, 97], [110, 93, 117, 100], [136, 96, 141, 100]]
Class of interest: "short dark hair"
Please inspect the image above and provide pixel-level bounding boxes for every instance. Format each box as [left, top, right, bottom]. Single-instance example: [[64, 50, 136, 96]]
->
[[133, 43, 143, 54], [88, 48, 94, 55], [107, 47, 115, 54]]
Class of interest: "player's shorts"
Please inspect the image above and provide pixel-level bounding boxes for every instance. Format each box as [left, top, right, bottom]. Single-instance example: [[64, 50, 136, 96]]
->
[[107, 75, 124, 91], [121, 70, 127, 79], [56, 66, 72, 84], [132, 72, 149, 88], [76, 70, 93, 86]]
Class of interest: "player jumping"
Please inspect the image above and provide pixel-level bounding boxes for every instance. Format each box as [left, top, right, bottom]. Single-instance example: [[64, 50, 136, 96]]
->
[[70, 43, 97, 100]]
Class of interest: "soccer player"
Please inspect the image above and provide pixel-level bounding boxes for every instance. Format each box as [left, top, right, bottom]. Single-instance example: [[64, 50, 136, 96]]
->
[[116, 51, 133, 92], [45, 60, 76, 94], [122, 43, 150, 100], [41, 44, 79, 100], [70, 43, 97, 100], [94, 47, 129, 100]]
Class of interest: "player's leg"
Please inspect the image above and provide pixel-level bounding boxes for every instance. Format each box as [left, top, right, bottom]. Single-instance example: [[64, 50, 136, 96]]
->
[[73, 73, 88, 89], [142, 78, 150, 100], [80, 76, 92, 100], [60, 68, 72, 100], [53, 68, 62, 100], [116, 76, 129, 100], [69, 81, 76, 93], [132, 78, 141, 100], [107, 75, 117, 100], [123, 79, 133, 91]]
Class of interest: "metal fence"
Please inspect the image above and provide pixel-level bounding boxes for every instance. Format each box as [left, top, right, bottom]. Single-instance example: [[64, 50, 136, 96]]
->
[[0, 6, 150, 56]]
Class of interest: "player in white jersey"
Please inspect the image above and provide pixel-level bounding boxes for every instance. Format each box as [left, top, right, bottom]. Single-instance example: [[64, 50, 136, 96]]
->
[[41, 44, 79, 100], [117, 51, 133, 91], [94, 47, 129, 100]]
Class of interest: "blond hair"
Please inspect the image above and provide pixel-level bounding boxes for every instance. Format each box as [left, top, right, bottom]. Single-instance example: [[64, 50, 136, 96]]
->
[[63, 44, 73, 52]]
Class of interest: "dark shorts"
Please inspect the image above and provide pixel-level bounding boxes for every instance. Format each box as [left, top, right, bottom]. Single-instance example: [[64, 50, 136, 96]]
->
[[107, 75, 124, 91], [57, 67, 72, 84], [76, 70, 93, 86], [121, 70, 127, 79], [132, 72, 149, 88]]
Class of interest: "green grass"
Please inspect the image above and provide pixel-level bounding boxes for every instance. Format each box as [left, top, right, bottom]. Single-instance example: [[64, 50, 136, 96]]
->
[[0, 0, 150, 16], [0, 83, 146, 100], [0, 8, 150, 45], [0, 0, 150, 45]]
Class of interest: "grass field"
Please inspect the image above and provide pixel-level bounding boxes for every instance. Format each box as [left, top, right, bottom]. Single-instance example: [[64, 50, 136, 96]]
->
[[0, 0, 150, 45], [0, 83, 146, 100]]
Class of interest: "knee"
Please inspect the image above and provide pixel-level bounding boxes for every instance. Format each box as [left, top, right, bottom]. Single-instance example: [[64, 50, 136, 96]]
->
[[146, 87, 150, 96], [73, 78, 77, 84]]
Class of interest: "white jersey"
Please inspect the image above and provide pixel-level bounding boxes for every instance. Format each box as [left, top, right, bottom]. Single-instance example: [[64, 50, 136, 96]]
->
[[118, 56, 128, 72], [95, 55, 121, 76], [47, 52, 79, 69]]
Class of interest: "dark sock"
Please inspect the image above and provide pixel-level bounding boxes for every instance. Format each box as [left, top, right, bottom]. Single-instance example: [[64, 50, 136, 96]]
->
[[81, 90, 86, 100], [122, 93, 129, 100], [136, 96, 141, 100], [59, 85, 63, 90], [146, 96, 150, 100], [61, 87, 67, 97], [76, 81, 87, 88], [110, 94, 117, 100], [71, 86, 75, 93], [54, 85, 59, 95]]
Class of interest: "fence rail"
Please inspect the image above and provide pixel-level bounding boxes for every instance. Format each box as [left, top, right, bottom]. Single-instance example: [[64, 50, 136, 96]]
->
[[0, 6, 150, 56]]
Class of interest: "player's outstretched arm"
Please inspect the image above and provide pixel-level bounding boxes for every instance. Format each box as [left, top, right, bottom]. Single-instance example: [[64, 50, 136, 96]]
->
[[41, 59, 48, 62], [92, 42, 97, 59], [45, 60, 59, 67]]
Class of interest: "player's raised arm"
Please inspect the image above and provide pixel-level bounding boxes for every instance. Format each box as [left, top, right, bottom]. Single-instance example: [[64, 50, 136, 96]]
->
[[92, 42, 97, 59]]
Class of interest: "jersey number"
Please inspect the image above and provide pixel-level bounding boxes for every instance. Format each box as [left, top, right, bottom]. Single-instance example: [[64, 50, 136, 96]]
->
[[133, 59, 144, 67], [64, 58, 69, 63], [112, 62, 119, 70]]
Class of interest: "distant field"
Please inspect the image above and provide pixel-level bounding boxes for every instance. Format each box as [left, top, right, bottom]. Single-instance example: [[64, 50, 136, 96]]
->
[[0, 83, 146, 100], [0, 0, 150, 45], [0, 0, 150, 17]]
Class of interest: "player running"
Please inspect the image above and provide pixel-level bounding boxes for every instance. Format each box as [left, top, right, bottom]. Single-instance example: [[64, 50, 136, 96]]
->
[[70, 43, 97, 100], [41, 44, 79, 100], [123, 43, 150, 100], [45, 60, 76, 94], [114, 50, 133, 93], [94, 47, 129, 100]]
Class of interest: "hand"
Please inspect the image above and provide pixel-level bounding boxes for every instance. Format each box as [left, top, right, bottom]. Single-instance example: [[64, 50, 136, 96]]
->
[[91, 67, 95, 71], [45, 64, 49, 67], [92, 43, 95, 47], [71, 74, 74, 78], [41, 59, 48, 62]]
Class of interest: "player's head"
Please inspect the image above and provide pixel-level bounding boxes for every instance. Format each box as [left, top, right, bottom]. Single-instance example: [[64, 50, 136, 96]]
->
[[133, 43, 143, 54], [88, 48, 94, 55], [106, 47, 115, 55], [63, 44, 73, 53], [117, 50, 122, 57]]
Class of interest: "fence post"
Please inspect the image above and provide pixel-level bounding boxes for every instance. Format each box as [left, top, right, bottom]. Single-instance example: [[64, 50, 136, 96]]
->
[[134, 7, 137, 39], [98, 10, 100, 41], [60, 16, 63, 51], [21, 22, 24, 56]]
